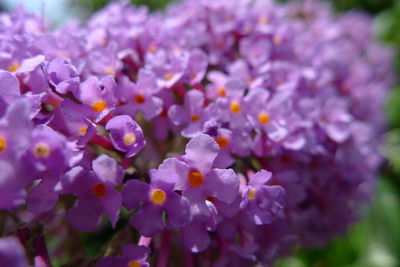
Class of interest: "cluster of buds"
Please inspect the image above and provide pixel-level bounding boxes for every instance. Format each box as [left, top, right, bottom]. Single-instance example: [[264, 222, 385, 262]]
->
[[0, 0, 394, 266]]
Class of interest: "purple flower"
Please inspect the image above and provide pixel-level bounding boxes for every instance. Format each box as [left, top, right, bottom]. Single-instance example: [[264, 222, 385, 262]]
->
[[46, 56, 80, 94], [23, 125, 71, 175], [98, 244, 150, 267], [169, 134, 239, 221], [106, 115, 146, 158], [240, 170, 285, 225], [168, 90, 209, 138], [58, 155, 123, 231], [76, 75, 117, 120], [245, 88, 289, 142], [123, 158, 190, 236], [116, 69, 163, 120]]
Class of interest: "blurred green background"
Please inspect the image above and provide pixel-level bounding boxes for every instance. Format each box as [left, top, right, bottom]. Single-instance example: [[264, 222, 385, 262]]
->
[[2, 0, 399, 266]]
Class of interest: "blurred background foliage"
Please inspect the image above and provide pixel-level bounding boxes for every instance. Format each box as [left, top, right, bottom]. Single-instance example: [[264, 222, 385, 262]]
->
[[1, 0, 399, 266]]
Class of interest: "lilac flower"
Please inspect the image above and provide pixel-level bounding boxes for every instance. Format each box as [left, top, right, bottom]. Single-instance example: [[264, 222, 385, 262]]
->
[[58, 155, 123, 231], [98, 244, 150, 267], [245, 88, 290, 142], [46, 56, 80, 94], [116, 69, 163, 120], [168, 90, 209, 138], [240, 170, 285, 225], [106, 115, 146, 158], [168, 134, 239, 221], [123, 158, 190, 236], [23, 125, 71, 175], [146, 49, 186, 89], [76, 75, 117, 120]]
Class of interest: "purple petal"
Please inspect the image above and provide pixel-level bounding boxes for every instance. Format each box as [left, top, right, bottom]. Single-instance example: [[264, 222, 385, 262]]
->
[[204, 168, 239, 204], [183, 223, 210, 253], [249, 170, 272, 188], [92, 155, 124, 186], [137, 69, 159, 95], [185, 90, 204, 115], [122, 180, 150, 210], [184, 134, 219, 174], [122, 244, 151, 261], [0, 71, 20, 103], [141, 96, 163, 120], [168, 104, 188, 125], [27, 175, 59, 213], [67, 195, 103, 231], [165, 192, 190, 229], [150, 158, 180, 191], [183, 187, 210, 222], [131, 203, 164, 236], [101, 189, 122, 228]]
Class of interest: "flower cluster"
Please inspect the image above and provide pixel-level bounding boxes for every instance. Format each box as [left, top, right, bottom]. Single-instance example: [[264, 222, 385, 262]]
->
[[0, 0, 394, 266]]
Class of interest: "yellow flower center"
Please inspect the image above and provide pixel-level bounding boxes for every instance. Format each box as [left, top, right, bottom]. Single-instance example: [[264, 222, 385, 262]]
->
[[230, 102, 241, 114], [92, 183, 107, 198], [215, 136, 228, 149], [134, 94, 145, 104], [79, 126, 88, 136], [191, 114, 200, 122], [150, 189, 167, 205], [33, 143, 50, 158], [258, 112, 270, 124], [218, 87, 226, 97], [128, 261, 141, 267], [248, 188, 256, 200], [7, 63, 19, 72], [0, 137, 6, 152], [164, 72, 174, 81], [92, 101, 108, 112], [188, 171, 204, 187], [123, 133, 136, 146]]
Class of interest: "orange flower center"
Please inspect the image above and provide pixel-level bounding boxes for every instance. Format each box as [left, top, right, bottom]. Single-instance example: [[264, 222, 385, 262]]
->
[[218, 87, 226, 97], [79, 126, 88, 136], [230, 102, 241, 114], [92, 183, 107, 198], [258, 112, 270, 124], [92, 101, 107, 112], [188, 171, 204, 187], [134, 94, 145, 104], [0, 137, 6, 152], [248, 188, 256, 200], [128, 261, 141, 267], [191, 114, 200, 122], [147, 45, 157, 53], [216, 136, 228, 149], [150, 189, 167, 205]]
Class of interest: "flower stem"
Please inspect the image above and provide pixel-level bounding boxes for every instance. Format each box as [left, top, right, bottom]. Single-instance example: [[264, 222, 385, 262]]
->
[[157, 230, 171, 267]]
